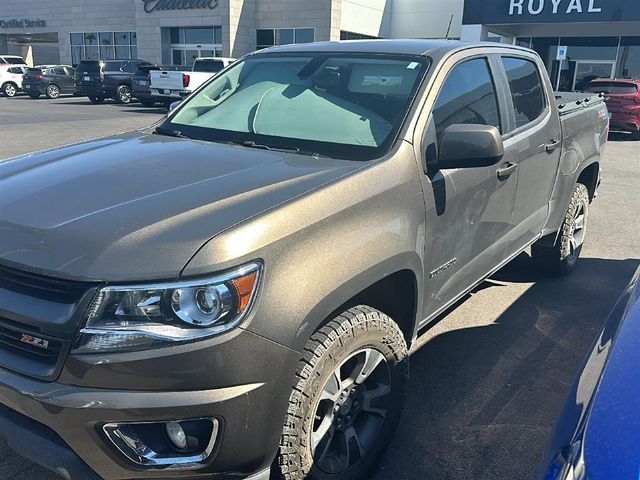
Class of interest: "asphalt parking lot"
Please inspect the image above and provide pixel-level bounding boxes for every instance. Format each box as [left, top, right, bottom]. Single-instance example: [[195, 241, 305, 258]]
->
[[1, 94, 639, 480]]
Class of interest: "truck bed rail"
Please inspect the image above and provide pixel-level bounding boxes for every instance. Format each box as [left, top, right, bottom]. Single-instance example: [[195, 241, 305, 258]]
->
[[556, 92, 605, 116]]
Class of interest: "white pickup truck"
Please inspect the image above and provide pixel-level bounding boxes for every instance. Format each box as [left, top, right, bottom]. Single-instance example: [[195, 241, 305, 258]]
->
[[150, 57, 234, 104]]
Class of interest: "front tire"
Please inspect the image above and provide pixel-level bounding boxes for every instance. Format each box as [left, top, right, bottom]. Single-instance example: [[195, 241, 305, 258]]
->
[[88, 95, 104, 104], [532, 183, 590, 276], [45, 84, 61, 99], [115, 85, 132, 104], [29, 92, 40, 99], [2, 82, 17, 97], [276, 306, 408, 480]]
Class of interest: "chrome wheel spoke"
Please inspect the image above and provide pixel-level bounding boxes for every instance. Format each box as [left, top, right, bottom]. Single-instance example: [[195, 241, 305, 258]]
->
[[320, 370, 341, 403], [354, 349, 385, 385], [574, 213, 585, 232], [312, 418, 335, 456]]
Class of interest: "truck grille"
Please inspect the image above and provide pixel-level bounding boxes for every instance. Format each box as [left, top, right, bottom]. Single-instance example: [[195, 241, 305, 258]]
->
[[0, 318, 62, 365], [0, 263, 90, 303]]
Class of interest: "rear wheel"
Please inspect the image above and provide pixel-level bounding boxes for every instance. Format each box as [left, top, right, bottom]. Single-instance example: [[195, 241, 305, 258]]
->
[[532, 183, 589, 276], [2, 82, 17, 97], [140, 99, 156, 107], [88, 95, 104, 104], [276, 306, 408, 480], [45, 84, 60, 99], [632, 130, 640, 141], [28, 92, 40, 99], [116, 85, 132, 104]]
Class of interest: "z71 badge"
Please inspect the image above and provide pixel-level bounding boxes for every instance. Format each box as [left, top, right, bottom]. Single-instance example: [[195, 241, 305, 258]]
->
[[20, 334, 49, 350]]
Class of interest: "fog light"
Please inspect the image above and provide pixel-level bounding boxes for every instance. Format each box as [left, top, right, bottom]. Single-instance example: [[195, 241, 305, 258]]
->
[[103, 418, 219, 469], [165, 422, 187, 450]]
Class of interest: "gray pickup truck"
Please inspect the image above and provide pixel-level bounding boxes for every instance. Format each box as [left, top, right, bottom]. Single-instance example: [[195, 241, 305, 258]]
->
[[0, 40, 608, 480]]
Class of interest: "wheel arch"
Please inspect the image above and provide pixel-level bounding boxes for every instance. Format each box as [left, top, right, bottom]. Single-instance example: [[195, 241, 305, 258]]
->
[[294, 255, 423, 352], [576, 161, 600, 202]]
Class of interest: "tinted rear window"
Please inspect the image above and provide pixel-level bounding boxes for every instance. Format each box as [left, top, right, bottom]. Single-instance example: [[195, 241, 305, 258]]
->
[[77, 61, 101, 73], [587, 82, 638, 95], [502, 57, 546, 130], [26, 68, 43, 74], [193, 60, 224, 73]]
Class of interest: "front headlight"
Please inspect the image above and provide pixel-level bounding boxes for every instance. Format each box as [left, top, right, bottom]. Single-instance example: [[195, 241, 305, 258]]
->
[[73, 261, 262, 353]]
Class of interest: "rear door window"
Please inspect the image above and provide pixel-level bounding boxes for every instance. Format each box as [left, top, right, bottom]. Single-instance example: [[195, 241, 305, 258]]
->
[[432, 57, 501, 140], [104, 61, 125, 72], [193, 60, 224, 73], [501, 57, 546, 130]]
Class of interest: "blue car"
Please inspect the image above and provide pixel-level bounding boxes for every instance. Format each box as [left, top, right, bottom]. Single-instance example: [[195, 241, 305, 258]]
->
[[541, 266, 640, 480]]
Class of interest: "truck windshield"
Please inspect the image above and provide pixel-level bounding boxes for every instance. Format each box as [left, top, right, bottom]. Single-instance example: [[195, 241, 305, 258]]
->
[[164, 53, 429, 160]]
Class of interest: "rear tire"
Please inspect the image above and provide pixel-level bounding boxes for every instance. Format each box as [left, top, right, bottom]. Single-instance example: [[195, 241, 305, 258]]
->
[[115, 85, 132, 104], [632, 130, 640, 141], [88, 95, 104, 104], [532, 183, 590, 276], [45, 84, 60, 99], [28, 92, 40, 99], [140, 99, 156, 107], [2, 82, 17, 97], [276, 306, 408, 480]]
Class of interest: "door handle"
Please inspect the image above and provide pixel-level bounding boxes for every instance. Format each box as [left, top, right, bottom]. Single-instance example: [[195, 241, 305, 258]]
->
[[496, 162, 518, 181], [544, 140, 561, 153]]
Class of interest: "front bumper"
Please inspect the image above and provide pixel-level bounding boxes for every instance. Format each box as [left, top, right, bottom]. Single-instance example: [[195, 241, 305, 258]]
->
[[0, 327, 298, 479]]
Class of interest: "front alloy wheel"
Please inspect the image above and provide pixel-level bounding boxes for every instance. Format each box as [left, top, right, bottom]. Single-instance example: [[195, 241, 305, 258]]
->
[[311, 348, 391, 474], [277, 306, 408, 480]]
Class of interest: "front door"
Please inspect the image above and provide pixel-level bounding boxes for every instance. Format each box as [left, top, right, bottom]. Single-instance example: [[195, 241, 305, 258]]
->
[[417, 56, 519, 322]]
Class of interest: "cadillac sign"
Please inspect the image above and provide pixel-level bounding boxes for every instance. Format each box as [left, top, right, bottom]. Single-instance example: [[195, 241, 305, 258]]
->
[[142, 0, 219, 13]]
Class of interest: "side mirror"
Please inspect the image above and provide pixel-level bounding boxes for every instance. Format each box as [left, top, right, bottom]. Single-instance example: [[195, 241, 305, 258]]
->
[[437, 124, 504, 169], [169, 100, 182, 111]]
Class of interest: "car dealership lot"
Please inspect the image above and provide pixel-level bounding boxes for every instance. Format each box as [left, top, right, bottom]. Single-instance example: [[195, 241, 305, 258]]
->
[[1, 96, 639, 480]]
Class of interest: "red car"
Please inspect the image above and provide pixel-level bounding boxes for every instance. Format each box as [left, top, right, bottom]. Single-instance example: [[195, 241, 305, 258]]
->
[[587, 79, 640, 140]]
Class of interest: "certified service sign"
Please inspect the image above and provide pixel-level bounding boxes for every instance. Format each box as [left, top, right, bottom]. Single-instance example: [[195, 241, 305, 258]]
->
[[142, 0, 219, 13]]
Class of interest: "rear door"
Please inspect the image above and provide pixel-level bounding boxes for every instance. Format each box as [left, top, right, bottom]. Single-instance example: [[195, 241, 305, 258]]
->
[[62, 67, 75, 92], [415, 52, 519, 321], [498, 54, 562, 253]]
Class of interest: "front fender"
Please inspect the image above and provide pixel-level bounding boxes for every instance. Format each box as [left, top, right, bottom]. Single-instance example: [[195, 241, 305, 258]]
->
[[182, 142, 426, 352]]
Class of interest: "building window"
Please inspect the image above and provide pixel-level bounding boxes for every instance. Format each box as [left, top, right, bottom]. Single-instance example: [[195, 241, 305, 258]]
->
[[340, 31, 379, 41], [256, 28, 315, 49], [169, 27, 223, 66], [70, 32, 137, 65]]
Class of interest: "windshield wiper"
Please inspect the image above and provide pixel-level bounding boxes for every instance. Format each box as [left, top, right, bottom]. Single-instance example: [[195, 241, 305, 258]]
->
[[241, 140, 324, 158], [154, 126, 193, 139]]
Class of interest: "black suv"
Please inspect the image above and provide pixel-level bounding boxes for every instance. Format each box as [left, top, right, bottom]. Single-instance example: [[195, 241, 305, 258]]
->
[[23, 65, 76, 99], [132, 64, 181, 107], [75, 59, 152, 104]]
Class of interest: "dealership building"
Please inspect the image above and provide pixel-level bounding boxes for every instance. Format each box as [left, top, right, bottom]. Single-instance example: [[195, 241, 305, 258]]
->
[[0, 0, 638, 91], [0, 0, 462, 67], [461, 0, 640, 91]]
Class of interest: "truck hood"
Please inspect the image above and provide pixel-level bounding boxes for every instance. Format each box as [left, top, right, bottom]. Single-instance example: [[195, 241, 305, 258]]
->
[[0, 132, 361, 281]]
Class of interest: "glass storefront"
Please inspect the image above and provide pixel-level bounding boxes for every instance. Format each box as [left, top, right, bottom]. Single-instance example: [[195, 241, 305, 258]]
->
[[516, 36, 640, 92], [169, 26, 223, 65], [70, 32, 137, 65]]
